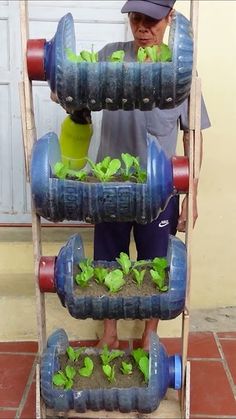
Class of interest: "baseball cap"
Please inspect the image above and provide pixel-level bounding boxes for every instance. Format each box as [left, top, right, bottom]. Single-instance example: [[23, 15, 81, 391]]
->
[[121, 0, 176, 20]]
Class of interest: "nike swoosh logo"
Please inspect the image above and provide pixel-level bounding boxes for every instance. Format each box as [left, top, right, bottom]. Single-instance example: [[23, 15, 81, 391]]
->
[[158, 220, 169, 228]]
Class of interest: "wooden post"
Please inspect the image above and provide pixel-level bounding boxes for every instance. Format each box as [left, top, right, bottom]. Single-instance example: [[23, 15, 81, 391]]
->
[[181, 0, 200, 414], [19, 0, 46, 354]]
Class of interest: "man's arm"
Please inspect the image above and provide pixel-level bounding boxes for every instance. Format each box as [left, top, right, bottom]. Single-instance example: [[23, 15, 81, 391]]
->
[[177, 130, 203, 232]]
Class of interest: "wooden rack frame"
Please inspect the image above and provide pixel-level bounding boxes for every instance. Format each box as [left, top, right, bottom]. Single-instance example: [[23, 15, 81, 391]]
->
[[19, 1, 201, 417]]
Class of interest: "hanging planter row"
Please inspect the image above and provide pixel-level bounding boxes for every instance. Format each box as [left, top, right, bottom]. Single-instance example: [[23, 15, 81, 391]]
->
[[41, 329, 182, 414], [31, 132, 188, 224], [27, 12, 193, 112], [39, 233, 187, 320]]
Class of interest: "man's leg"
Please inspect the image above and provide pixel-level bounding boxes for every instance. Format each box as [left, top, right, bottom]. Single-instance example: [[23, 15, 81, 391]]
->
[[94, 222, 133, 348], [133, 196, 179, 349]]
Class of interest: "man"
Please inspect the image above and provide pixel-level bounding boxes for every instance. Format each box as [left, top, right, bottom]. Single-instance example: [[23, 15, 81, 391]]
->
[[93, 0, 210, 349]]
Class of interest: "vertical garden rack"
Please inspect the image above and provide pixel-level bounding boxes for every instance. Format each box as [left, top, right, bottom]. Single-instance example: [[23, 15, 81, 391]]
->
[[19, 1, 201, 417]]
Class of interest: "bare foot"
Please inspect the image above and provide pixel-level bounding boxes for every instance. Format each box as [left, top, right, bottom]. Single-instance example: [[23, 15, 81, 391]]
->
[[96, 336, 120, 349]]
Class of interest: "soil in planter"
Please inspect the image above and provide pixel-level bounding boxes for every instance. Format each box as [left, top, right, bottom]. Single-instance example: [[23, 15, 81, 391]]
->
[[53, 173, 142, 183], [59, 352, 147, 390], [74, 266, 169, 298]]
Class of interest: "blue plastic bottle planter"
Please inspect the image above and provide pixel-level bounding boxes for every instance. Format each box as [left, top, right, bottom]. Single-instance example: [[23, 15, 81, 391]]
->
[[31, 133, 177, 224], [41, 329, 182, 413], [54, 233, 186, 320], [27, 11, 193, 111]]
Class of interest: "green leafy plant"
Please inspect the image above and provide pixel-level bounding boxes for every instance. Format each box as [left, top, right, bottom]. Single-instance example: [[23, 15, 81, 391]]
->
[[53, 365, 76, 389], [132, 268, 146, 287], [66, 48, 98, 63], [120, 361, 133, 375], [150, 269, 168, 291], [104, 269, 125, 293], [139, 355, 149, 383], [140, 44, 172, 63], [109, 50, 125, 62], [94, 267, 108, 284], [131, 348, 148, 364], [131, 348, 149, 383], [78, 356, 94, 377], [87, 156, 121, 182], [100, 344, 124, 365], [152, 257, 168, 271], [132, 156, 147, 183], [75, 258, 94, 287], [102, 364, 115, 383], [150, 257, 168, 291], [66, 346, 85, 362], [137, 47, 147, 63], [116, 252, 131, 275], [54, 162, 87, 181]]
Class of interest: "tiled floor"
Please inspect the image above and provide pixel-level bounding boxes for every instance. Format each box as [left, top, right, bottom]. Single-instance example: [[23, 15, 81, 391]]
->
[[0, 332, 235, 419]]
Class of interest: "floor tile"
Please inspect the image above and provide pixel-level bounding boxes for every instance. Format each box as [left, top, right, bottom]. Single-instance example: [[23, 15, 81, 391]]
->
[[218, 332, 236, 339], [190, 360, 236, 416], [188, 332, 220, 359], [0, 354, 35, 408], [0, 341, 38, 353], [161, 337, 181, 355], [220, 340, 236, 384], [20, 381, 36, 419], [0, 410, 17, 419]]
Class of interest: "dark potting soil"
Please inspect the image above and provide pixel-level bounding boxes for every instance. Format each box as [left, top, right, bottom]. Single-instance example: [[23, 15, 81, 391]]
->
[[74, 266, 169, 298], [59, 352, 147, 390], [54, 174, 141, 183]]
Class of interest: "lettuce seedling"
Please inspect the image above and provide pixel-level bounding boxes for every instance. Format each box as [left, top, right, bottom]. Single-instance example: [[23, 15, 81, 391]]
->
[[132, 156, 147, 183], [139, 355, 149, 383], [144, 44, 172, 62], [131, 348, 149, 384], [54, 162, 68, 179], [53, 365, 76, 389], [150, 269, 168, 292], [102, 364, 115, 383], [131, 348, 148, 365], [132, 268, 146, 287], [121, 153, 135, 180], [120, 361, 133, 375], [109, 50, 125, 62], [75, 258, 94, 287], [104, 269, 125, 293], [152, 257, 168, 271], [137, 47, 147, 63], [65, 48, 84, 63], [87, 157, 121, 182], [66, 346, 85, 362], [150, 257, 168, 291], [116, 252, 131, 275], [79, 356, 94, 377], [54, 161, 87, 181], [94, 267, 108, 284], [100, 344, 124, 365]]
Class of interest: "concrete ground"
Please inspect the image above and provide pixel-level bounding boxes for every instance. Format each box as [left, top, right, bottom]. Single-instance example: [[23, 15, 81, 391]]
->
[[0, 226, 235, 341]]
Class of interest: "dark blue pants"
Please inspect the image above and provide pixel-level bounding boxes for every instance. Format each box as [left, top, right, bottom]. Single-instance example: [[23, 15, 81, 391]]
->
[[94, 195, 179, 261]]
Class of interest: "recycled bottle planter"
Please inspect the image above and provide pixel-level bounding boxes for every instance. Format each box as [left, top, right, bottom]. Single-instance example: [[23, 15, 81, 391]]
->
[[41, 329, 182, 413], [31, 132, 188, 224], [27, 11, 193, 111], [39, 233, 187, 320]]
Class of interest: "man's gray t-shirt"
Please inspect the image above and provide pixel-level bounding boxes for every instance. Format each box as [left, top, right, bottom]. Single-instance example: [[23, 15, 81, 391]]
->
[[97, 41, 210, 167]]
